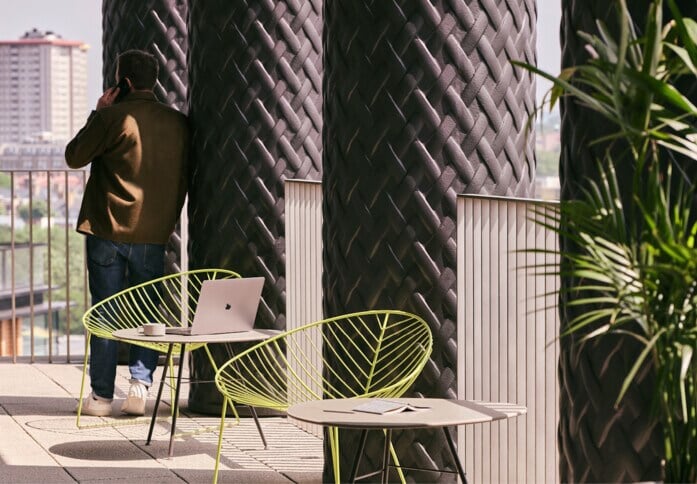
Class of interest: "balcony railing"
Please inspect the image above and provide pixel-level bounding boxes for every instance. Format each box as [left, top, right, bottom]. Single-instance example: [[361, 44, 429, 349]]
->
[[0, 168, 89, 363]]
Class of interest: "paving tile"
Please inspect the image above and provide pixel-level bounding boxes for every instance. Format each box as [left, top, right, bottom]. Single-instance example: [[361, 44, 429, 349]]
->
[[283, 471, 324, 483], [0, 364, 63, 399], [182, 469, 292, 483], [0, 466, 75, 483], [0, 363, 324, 483], [64, 465, 180, 482], [0, 407, 60, 467]]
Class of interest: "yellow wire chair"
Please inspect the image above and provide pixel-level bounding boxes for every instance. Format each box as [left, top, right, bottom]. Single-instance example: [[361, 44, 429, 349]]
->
[[212, 309, 433, 484], [76, 268, 240, 428]]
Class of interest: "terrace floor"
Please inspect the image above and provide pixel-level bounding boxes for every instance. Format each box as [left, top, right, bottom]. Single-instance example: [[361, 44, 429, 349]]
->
[[0, 362, 323, 483]]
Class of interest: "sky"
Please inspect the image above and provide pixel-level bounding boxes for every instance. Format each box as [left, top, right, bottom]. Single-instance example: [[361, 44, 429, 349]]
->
[[0, 0, 561, 106], [536, 0, 563, 102], [0, 0, 102, 103]]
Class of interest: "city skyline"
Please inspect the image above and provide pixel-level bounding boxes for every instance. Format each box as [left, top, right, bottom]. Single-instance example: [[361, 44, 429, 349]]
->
[[0, 0, 102, 104]]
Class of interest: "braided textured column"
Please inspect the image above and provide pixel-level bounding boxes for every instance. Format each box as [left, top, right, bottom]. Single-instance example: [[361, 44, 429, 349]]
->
[[558, 1, 697, 481], [102, 0, 188, 112], [187, 0, 322, 412], [323, 0, 535, 480]]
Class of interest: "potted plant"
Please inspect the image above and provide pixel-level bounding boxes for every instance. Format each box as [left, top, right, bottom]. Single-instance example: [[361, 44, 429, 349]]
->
[[516, 0, 697, 480]]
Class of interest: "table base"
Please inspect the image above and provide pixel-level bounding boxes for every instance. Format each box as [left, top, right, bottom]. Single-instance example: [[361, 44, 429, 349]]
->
[[145, 342, 267, 457], [350, 427, 468, 484]]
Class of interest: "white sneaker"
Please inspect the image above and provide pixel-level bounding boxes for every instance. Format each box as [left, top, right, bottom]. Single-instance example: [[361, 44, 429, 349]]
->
[[79, 392, 113, 417], [121, 382, 148, 416]]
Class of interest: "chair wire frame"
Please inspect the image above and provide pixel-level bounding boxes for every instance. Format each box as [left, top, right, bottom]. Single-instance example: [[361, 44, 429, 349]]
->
[[76, 268, 240, 428], [213, 310, 433, 483]]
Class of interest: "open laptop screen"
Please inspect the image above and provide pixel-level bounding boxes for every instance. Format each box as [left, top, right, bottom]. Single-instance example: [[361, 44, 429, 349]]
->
[[165, 277, 264, 335]]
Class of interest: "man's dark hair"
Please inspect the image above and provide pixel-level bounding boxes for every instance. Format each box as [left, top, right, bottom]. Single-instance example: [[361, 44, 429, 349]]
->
[[116, 50, 158, 90]]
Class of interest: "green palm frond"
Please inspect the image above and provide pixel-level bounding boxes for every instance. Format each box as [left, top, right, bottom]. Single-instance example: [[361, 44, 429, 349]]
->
[[516, 1, 697, 479]]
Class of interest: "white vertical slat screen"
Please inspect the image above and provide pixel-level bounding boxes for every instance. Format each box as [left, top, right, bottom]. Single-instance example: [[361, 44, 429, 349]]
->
[[285, 179, 324, 437], [457, 194, 560, 484]]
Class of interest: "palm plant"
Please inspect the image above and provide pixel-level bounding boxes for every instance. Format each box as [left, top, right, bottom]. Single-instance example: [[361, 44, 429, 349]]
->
[[516, 0, 697, 480]]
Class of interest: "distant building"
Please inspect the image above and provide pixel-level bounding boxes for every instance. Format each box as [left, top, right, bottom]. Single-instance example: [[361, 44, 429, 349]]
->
[[534, 175, 561, 200], [0, 28, 88, 143], [0, 140, 66, 170]]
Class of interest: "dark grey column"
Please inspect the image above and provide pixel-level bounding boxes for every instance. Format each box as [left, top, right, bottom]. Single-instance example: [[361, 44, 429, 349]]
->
[[102, 0, 188, 112], [187, 0, 322, 413], [323, 1, 535, 480], [558, 1, 697, 481]]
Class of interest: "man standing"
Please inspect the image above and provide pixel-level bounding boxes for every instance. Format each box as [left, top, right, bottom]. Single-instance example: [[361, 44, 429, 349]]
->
[[66, 50, 188, 416]]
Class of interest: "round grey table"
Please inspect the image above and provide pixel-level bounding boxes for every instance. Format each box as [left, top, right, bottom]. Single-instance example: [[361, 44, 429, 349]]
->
[[112, 328, 279, 457], [287, 397, 527, 483]]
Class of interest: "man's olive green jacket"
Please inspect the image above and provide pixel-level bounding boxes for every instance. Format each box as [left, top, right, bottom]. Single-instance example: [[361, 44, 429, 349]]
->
[[65, 91, 189, 244]]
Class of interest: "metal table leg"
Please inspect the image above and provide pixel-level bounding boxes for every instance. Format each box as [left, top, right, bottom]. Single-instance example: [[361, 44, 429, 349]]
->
[[349, 429, 369, 483], [146, 343, 173, 445], [248, 405, 268, 448], [443, 426, 468, 484]]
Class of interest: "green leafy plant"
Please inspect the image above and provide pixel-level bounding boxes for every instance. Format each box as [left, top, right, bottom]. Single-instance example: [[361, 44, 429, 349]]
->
[[17, 200, 48, 224], [515, 0, 697, 480]]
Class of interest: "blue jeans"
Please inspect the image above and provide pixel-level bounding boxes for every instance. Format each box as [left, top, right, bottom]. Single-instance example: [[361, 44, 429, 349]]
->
[[86, 234, 164, 399]]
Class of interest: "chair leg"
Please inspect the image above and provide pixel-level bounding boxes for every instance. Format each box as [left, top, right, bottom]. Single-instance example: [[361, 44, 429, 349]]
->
[[248, 405, 268, 449], [76, 333, 91, 428], [443, 426, 467, 484], [388, 440, 406, 484], [349, 429, 368, 483], [213, 397, 228, 484], [382, 429, 392, 484], [328, 426, 341, 484]]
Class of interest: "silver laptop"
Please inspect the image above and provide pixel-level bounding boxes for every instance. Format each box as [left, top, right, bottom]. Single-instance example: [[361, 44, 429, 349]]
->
[[165, 277, 264, 335]]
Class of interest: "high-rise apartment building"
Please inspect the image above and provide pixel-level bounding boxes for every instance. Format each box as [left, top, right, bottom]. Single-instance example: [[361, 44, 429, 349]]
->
[[0, 29, 88, 143]]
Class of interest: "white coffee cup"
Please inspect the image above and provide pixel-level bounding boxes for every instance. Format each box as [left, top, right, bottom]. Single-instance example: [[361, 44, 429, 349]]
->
[[143, 323, 166, 336]]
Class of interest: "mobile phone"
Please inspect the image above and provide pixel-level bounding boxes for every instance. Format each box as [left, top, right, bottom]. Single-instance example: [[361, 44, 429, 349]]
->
[[114, 77, 130, 103]]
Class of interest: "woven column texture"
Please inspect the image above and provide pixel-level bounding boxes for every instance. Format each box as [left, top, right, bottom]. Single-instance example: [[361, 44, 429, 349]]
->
[[186, 0, 322, 412], [102, 0, 188, 112], [323, 0, 535, 481], [558, 1, 697, 481]]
